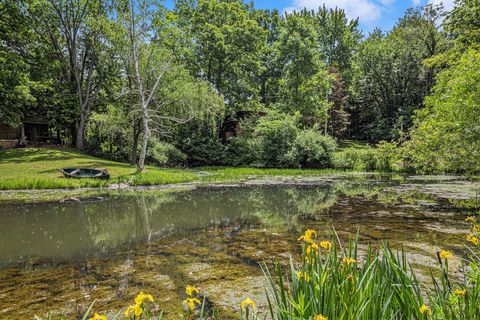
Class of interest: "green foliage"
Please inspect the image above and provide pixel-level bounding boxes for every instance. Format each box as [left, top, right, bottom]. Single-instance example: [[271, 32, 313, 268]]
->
[[335, 147, 364, 170], [224, 114, 337, 169], [294, 129, 337, 168], [333, 142, 373, 170], [225, 136, 259, 167], [405, 49, 480, 174], [176, 131, 226, 166], [174, 0, 266, 111], [0, 0, 40, 127], [147, 139, 187, 167], [254, 113, 299, 167], [351, 5, 444, 141], [274, 11, 332, 126], [374, 141, 398, 172], [265, 230, 480, 320]]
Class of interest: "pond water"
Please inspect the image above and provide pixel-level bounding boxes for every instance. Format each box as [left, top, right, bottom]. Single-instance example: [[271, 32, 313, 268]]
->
[[0, 178, 475, 319]]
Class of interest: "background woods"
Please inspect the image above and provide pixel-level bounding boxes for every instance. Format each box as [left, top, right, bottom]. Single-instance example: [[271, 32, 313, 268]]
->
[[1, 0, 479, 173]]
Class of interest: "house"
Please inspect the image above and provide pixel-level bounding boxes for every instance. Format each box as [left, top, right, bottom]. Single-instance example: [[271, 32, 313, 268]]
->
[[0, 117, 51, 149], [220, 110, 266, 142]]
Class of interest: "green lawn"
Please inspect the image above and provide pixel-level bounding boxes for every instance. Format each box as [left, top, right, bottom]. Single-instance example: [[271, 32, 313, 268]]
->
[[0, 147, 197, 190], [0, 147, 359, 191]]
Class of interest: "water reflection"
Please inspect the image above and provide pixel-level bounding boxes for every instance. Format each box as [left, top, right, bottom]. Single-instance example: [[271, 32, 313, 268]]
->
[[0, 181, 474, 319], [0, 185, 344, 266]]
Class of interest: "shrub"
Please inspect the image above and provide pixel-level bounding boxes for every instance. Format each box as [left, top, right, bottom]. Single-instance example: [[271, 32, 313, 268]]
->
[[176, 133, 226, 166], [254, 114, 299, 168], [294, 130, 337, 168], [374, 141, 398, 172], [333, 143, 375, 171], [335, 147, 363, 170], [147, 140, 187, 167], [224, 136, 259, 166]]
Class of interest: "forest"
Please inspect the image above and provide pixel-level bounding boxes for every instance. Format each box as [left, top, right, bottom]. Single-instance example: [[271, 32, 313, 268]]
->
[[1, 0, 479, 173]]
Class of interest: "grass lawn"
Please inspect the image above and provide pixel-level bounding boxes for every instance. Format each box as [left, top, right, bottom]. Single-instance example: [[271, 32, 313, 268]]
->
[[0, 147, 197, 190], [0, 147, 360, 191]]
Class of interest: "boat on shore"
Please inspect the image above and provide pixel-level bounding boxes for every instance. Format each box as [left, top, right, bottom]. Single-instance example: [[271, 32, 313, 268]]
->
[[60, 168, 110, 179]]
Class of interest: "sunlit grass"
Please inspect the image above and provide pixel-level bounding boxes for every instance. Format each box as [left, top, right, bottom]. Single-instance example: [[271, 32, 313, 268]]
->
[[0, 147, 197, 190], [0, 148, 365, 191]]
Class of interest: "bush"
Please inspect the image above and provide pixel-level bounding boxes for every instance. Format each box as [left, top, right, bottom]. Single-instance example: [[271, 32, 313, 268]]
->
[[224, 136, 259, 166], [294, 130, 337, 168], [254, 114, 299, 167], [177, 133, 226, 166], [374, 141, 398, 172], [147, 140, 187, 167], [335, 147, 363, 170]]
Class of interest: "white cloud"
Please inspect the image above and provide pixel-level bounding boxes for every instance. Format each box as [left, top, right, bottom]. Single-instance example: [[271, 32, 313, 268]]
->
[[412, 0, 422, 5], [285, 0, 383, 23], [428, 0, 455, 11]]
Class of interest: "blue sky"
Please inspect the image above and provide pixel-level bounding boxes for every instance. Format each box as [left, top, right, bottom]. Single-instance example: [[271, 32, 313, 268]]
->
[[165, 0, 455, 34]]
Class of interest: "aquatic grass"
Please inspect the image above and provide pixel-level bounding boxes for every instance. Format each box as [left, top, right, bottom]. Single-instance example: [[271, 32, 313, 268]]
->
[[263, 234, 426, 320], [197, 166, 359, 183], [121, 169, 197, 186], [263, 228, 480, 320]]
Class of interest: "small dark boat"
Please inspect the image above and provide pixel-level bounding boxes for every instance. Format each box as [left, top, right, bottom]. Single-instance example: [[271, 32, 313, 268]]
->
[[60, 168, 110, 179]]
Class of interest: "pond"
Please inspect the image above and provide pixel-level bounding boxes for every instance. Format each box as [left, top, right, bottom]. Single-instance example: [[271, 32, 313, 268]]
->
[[0, 177, 475, 319]]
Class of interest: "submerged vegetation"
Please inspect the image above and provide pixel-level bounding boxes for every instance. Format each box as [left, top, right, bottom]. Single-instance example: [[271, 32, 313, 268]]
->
[[41, 215, 480, 319]]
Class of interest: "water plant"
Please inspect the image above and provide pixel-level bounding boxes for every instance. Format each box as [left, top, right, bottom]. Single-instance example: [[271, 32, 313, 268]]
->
[[263, 224, 480, 320], [39, 218, 480, 320]]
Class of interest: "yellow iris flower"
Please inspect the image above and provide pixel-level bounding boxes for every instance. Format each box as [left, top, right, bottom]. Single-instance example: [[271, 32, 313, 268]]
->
[[420, 304, 432, 316], [125, 304, 143, 317], [439, 250, 453, 260], [342, 258, 356, 265], [296, 271, 311, 282], [454, 289, 467, 296], [134, 292, 154, 306], [89, 313, 107, 320], [298, 229, 317, 243], [185, 285, 200, 297], [467, 234, 480, 246], [319, 241, 333, 251], [241, 297, 256, 310], [183, 297, 201, 311]]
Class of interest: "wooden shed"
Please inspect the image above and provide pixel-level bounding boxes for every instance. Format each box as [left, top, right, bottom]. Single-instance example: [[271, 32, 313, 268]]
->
[[0, 117, 50, 149]]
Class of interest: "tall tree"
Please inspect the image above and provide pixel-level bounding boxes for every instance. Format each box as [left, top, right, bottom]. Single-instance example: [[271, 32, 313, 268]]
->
[[274, 10, 331, 128], [174, 0, 266, 113], [28, 0, 109, 149], [351, 5, 445, 141], [313, 6, 362, 83], [0, 0, 36, 128], [112, 0, 225, 171]]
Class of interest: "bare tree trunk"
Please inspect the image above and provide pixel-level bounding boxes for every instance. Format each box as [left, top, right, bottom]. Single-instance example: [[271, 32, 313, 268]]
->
[[75, 111, 87, 150], [138, 107, 149, 171], [130, 121, 140, 165]]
